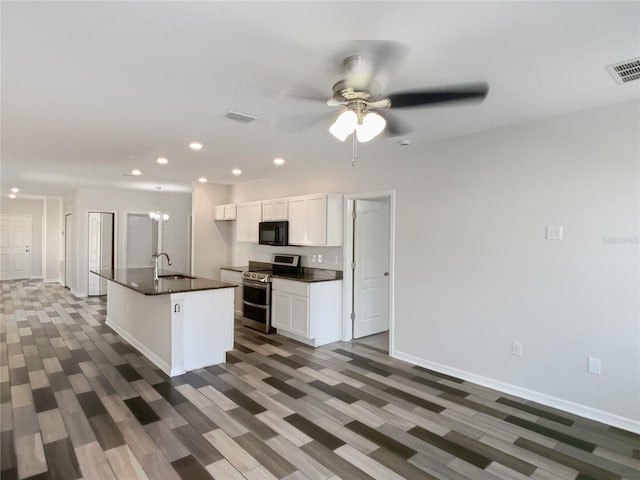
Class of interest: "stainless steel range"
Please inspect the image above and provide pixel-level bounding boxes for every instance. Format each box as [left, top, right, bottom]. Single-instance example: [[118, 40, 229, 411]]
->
[[241, 270, 273, 333], [241, 254, 301, 333]]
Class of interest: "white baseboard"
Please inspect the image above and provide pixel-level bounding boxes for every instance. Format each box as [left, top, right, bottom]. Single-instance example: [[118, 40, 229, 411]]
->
[[43, 278, 60, 284], [391, 349, 640, 435], [70, 289, 87, 298], [106, 318, 172, 376]]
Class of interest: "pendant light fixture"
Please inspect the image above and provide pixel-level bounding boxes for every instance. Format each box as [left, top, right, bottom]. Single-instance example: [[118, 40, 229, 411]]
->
[[149, 186, 169, 223]]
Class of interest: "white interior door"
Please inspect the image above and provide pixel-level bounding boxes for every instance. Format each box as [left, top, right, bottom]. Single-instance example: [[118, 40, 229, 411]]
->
[[353, 199, 390, 338], [0, 215, 33, 281], [88, 212, 103, 296]]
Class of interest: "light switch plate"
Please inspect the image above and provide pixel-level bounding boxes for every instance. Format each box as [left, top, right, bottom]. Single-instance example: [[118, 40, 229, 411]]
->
[[588, 357, 601, 375], [546, 226, 563, 240], [511, 341, 523, 357]]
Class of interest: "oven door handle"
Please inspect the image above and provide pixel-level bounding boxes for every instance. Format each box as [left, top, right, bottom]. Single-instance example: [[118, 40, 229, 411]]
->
[[243, 281, 270, 289], [243, 300, 269, 309]]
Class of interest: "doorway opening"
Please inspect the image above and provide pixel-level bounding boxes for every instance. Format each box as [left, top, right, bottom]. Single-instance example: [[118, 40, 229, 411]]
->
[[64, 213, 72, 288], [88, 212, 115, 296], [124, 212, 159, 268], [343, 190, 395, 354]]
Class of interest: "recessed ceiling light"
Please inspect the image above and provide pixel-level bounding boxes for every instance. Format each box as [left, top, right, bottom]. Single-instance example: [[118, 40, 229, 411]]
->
[[156, 157, 168, 165], [8, 193, 16, 199], [131, 168, 142, 176], [273, 157, 285, 166], [198, 177, 207, 183], [10, 187, 19, 193], [231, 169, 242, 176], [189, 142, 203, 151]]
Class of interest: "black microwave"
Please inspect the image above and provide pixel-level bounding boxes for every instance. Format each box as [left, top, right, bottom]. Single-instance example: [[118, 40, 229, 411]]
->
[[258, 221, 288, 246]]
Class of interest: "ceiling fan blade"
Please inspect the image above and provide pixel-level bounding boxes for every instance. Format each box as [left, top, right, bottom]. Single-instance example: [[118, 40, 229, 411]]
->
[[338, 40, 408, 93], [277, 110, 336, 133], [366, 41, 408, 93], [234, 82, 329, 103], [376, 110, 413, 137], [388, 83, 489, 108]]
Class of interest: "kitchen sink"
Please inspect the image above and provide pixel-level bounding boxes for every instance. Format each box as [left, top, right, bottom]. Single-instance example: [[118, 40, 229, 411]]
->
[[158, 274, 195, 280]]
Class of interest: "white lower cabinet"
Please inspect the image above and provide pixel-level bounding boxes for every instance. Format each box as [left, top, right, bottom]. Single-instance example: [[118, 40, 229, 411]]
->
[[271, 278, 341, 346], [220, 269, 243, 317]]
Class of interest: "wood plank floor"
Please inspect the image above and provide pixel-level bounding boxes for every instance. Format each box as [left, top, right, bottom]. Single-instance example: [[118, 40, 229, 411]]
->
[[1, 280, 639, 480]]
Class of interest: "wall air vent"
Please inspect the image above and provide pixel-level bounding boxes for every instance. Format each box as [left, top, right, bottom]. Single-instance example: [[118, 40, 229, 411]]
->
[[224, 111, 258, 123], [606, 58, 640, 84]]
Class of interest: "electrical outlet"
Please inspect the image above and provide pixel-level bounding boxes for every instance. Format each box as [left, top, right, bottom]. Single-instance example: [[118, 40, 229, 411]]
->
[[311, 255, 316, 263], [317, 254, 323, 263], [546, 226, 563, 240], [588, 357, 601, 375], [334, 256, 338, 265], [511, 341, 523, 357]]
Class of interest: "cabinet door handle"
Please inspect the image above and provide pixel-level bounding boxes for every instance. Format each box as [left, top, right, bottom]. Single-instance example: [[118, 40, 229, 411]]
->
[[174, 304, 181, 313]]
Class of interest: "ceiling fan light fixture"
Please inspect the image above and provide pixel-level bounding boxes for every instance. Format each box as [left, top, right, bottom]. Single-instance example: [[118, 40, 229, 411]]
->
[[356, 112, 386, 143], [329, 110, 358, 141]]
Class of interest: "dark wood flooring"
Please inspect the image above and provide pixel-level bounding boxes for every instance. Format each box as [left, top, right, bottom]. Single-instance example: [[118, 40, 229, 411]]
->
[[1, 280, 639, 479]]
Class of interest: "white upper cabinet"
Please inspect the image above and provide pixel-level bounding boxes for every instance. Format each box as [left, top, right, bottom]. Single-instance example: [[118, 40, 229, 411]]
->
[[236, 201, 262, 242], [214, 204, 237, 221], [287, 193, 343, 246], [262, 199, 288, 221], [288, 197, 307, 245]]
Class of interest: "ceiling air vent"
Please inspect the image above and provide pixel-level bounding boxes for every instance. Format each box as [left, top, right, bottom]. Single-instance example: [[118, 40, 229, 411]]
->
[[606, 58, 640, 84], [224, 111, 258, 123]]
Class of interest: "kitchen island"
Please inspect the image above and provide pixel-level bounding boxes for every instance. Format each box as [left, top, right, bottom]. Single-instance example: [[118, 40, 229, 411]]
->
[[93, 268, 237, 376]]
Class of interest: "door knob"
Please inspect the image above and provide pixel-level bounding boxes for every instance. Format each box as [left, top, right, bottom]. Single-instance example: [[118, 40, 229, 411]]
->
[[384, 272, 389, 276]]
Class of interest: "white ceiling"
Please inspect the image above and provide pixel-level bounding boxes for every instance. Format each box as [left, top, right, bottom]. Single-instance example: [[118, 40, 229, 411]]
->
[[2, 1, 639, 197]]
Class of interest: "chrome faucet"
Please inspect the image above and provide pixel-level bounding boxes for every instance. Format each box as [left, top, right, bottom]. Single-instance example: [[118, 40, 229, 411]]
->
[[152, 252, 172, 280]]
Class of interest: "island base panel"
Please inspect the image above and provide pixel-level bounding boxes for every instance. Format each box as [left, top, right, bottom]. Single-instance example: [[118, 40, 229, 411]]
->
[[105, 281, 234, 376]]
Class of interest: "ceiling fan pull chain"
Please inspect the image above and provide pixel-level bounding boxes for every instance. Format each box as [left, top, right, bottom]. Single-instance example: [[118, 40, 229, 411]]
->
[[352, 133, 358, 166]]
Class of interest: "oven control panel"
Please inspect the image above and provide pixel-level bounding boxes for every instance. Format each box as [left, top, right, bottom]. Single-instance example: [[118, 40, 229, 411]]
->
[[242, 271, 271, 282]]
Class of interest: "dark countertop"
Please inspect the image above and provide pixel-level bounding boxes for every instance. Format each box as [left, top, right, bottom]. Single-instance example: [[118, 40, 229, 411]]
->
[[220, 266, 247, 273], [271, 269, 342, 283], [92, 268, 237, 296]]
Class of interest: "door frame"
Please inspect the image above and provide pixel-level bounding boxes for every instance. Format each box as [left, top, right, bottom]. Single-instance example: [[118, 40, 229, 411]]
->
[[342, 190, 396, 352]]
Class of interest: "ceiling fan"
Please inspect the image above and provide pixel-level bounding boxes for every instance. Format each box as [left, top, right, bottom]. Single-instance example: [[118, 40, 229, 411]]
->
[[277, 41, 489, 148]]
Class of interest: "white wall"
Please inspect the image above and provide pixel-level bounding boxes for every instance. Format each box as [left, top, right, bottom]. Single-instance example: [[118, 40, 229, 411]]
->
[[191, 182, 231, 279], [70, 187, 192, 296], [230, 101, 640, 428], [1, 198, 44, 278]]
